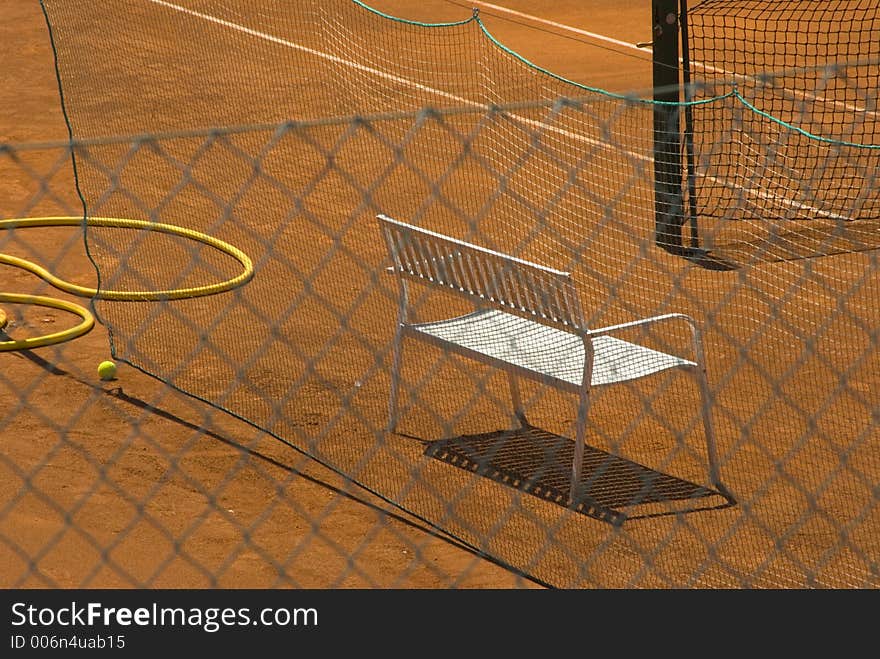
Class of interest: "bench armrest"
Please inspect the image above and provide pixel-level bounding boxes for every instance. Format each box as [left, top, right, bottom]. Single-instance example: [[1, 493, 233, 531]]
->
[[589, 312, 696, 336], [588, 313, 707, 364]]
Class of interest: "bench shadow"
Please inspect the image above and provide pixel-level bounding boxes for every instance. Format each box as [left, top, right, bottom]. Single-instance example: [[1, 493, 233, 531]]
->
[[423, 425, 736, 527]]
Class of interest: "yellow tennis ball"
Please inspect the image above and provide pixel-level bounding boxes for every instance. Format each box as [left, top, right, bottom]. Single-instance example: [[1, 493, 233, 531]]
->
[[98, 360, 117, 381]]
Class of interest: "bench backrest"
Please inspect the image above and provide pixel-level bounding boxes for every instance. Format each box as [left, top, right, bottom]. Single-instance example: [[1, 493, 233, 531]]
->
[[378, 214, 587, 333]]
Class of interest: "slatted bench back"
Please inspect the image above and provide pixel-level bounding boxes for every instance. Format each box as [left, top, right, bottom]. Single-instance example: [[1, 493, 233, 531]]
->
[[378, 214, 587, 333]]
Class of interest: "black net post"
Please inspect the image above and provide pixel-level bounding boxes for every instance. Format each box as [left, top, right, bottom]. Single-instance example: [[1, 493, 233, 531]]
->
[[651, 0, 685, 252]]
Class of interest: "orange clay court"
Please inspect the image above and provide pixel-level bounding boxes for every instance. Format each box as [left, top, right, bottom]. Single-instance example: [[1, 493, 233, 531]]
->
[[1, 0, 878, 588]]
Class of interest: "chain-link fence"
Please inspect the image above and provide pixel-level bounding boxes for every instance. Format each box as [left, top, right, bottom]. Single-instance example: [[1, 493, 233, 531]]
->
[[3, 0, 879, 590], [2, 81, 878, 587]]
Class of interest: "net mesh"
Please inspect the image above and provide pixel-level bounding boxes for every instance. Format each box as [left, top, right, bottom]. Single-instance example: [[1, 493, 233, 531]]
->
[[684, 0, 880, 262], [27, 0, 880, 587]]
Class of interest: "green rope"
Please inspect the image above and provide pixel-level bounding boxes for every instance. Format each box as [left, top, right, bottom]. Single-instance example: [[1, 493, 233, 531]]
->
[[732, 88, 880, 149], [351, 0, 879, 147]]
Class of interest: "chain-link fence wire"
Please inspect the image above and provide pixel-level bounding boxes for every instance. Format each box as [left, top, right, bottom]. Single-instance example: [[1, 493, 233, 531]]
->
[[0, 142, 541, 590], [3, 0, 878, 588], [2, 81, 879, 587]]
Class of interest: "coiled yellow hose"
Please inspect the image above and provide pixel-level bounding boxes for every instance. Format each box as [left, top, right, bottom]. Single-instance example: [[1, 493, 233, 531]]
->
[[0, 216, 254, 351]]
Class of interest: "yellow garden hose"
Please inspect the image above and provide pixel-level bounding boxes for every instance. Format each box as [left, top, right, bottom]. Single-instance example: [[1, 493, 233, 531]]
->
[[1, 216, 254, 352], [0, 291, 94, 351]]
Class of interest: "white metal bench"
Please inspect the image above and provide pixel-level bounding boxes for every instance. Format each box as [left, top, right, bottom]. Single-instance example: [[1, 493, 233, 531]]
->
[[378, 213, 728, 506]]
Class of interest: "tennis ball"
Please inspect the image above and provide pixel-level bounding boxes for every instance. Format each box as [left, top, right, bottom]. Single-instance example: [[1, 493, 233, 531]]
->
[[98, 360, 117, 381]]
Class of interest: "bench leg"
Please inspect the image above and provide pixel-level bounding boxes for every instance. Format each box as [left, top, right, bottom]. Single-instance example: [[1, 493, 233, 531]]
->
[[507, 374, 528, 428], [688, 327, 734, 502], [569, 389, 592, 506], [387, 327, 404, 433], [570, 343, 594, 506], [693, 366, 732, 501]]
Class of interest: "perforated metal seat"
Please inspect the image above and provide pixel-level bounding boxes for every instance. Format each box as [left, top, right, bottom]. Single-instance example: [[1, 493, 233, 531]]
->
[[411, 309, 696, 389]]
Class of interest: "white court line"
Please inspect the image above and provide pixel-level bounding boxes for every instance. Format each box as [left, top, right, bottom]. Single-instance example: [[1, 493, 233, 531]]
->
[[471, 0, 874, 115], [469, 0, 740, 81], [470, 0, 650, 53], [147, 0, 633, 152], [145, 0, 852, 222], [148, 0, 469, 107]]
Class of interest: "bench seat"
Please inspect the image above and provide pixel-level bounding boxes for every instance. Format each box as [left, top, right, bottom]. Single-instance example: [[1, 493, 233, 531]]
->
[[408, 309, 696, 390]]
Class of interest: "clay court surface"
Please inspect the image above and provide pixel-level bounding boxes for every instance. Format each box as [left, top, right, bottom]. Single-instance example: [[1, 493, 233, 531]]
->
[[1, 1, 877, 588]]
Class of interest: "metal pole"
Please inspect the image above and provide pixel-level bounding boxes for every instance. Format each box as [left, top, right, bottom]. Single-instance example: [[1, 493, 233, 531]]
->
[[652, 0, 685, 252], [679, 0, 700, 248]]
